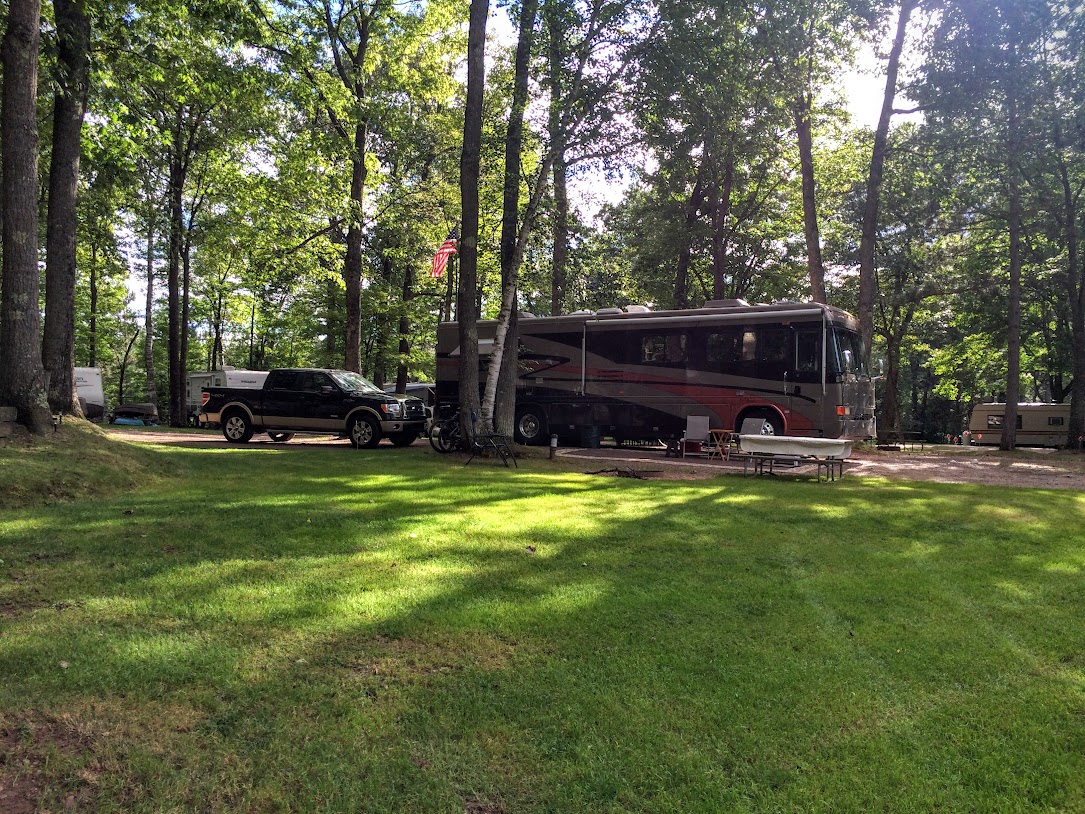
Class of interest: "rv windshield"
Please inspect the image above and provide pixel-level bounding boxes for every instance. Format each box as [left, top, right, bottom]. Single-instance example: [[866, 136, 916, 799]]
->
[[329, 370, 384, 394], [829, 328, 868, 376]]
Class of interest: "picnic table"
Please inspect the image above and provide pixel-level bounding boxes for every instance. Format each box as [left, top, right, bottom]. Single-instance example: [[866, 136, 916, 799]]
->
[[736, 435, 853, 481]]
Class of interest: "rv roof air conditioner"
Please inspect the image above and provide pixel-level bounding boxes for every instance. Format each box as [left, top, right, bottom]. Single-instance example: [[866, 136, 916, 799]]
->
[[596, 307, 623, 315], [704, 299, 750, 309], [569, 309, 594, 315], [624, 305, 651, 313]]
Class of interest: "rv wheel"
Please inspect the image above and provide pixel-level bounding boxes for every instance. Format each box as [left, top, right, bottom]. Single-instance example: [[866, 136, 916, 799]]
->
[[515, 407, 547, 445], [740, 409, 784, 436]]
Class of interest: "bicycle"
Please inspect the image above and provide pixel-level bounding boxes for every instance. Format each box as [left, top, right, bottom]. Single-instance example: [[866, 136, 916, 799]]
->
[[428, 414, 464, 453]]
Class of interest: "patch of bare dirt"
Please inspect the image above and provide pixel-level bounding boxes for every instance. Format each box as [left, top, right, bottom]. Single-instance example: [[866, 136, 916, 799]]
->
[[464, 797, 507, 814], [0, 712, 97, 814]]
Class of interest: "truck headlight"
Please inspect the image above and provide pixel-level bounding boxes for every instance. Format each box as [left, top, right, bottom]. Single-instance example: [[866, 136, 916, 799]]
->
[[381, 401, 402, 417]]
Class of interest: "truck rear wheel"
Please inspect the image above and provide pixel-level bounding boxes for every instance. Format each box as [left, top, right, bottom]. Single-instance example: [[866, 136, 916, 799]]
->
[[349, 415, 381, 449], [267, 432, 294, 443], [222, 410, 254, 443]]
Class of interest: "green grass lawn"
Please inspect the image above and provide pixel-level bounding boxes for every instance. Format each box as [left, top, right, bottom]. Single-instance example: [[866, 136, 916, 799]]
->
[[2, 426, 1085, 812]]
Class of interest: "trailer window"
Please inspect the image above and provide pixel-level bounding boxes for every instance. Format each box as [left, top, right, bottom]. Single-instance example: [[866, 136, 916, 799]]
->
[[986, 414, 1023, 430], [1049, 416, 1065, 426]]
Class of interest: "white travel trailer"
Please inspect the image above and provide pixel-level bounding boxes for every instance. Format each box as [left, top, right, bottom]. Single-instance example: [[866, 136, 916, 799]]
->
[[74, 367, 106, 421], [966, 402, 1073, 448], [186, 367, 269, 423]]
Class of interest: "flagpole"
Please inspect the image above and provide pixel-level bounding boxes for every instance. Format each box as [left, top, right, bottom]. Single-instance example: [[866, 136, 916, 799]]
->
[[445, 253, 457, 322]]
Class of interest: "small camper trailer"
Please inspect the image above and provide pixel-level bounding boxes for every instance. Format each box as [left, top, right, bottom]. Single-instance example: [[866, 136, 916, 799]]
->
[[185, 367, 268, 423], [966, 402, 1072, 448], [74, 367, 106, 421]]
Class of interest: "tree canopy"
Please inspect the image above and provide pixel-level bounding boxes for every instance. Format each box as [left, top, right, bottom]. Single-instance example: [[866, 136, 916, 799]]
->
[[2, 0, 1084, 445]]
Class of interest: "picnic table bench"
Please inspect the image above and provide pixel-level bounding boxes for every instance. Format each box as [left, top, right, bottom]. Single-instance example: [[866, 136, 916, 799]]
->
[[736, 433, 853, 482]]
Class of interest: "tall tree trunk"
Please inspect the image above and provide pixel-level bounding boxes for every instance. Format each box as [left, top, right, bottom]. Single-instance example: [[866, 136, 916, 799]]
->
[[343, 122, 369, 372], [457, 0, 488, 438], [485, 0, 538, 435], [143, 218, 158, 408], [1001, 70, 1023, 451], [323, 276, 338, 366], [118, 327, 139, 405], [395, 262, 414, 393], [882, 334, 902, 441], [89, 246, 98, 366], [548, 2, 568, 317], [551, 153, 569, 316], [0, 0, 52, 433], [42, 0, 90, 416], [711, 149, 735, 301], [859, 0, 915, 366], [1054, 133, 1085, 448], [167, 143, 186, 427], [180, 211, 195, 421], [675, 159, 708, 308], [795, 88, 826, 304]]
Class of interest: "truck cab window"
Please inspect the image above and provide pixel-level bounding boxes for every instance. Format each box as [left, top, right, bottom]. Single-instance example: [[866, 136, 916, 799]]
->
[[267, 371, 297, 390]]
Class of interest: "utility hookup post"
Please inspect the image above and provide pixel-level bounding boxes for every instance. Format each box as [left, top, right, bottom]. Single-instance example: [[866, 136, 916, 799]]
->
[[549, 434, 558, 460]]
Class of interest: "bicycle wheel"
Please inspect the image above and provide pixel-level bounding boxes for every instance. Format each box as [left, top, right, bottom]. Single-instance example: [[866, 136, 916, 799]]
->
[[429, 420, 459, 453]]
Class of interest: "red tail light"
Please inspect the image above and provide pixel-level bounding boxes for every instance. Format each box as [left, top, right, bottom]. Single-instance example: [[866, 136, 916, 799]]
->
[[201, 391, 210, 406]]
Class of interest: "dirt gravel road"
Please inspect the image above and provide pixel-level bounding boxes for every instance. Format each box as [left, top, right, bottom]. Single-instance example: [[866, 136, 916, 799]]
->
[[108, 427, 1085, 490]]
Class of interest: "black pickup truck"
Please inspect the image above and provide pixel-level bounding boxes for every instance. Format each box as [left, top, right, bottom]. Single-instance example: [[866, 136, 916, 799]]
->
[[199, 368, 427, 448]]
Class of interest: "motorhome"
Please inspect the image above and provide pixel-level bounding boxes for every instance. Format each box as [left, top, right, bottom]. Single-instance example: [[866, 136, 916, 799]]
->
[[186, 367, 269, 424], [74, 367, 106, 421], [966, 402, 1072, 448], [435, 300, 877, 445]]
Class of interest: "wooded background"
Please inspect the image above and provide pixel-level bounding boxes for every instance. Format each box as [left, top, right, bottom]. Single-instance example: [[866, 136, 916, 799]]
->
[[1, 0, 1083, 446]]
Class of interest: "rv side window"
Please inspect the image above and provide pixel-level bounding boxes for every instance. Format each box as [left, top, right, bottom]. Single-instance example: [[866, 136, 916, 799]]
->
[[641, 334, 687, 365], [707, 331, 741, 368], [1049, 416, 1065, 426], [756, 327, 790, 380], [792, 329, 822, 383]]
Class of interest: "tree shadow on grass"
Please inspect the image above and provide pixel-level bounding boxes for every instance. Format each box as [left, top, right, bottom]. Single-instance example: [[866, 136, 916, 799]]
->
[[1, 446, 1085, 811]]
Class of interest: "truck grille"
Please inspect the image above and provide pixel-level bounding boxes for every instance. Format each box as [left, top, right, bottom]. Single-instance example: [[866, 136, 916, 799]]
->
[[404, 400, 425, 420]]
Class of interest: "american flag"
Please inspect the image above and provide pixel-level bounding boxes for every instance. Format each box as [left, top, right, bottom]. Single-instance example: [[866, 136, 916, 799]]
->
[[431, 229, 458, 279]]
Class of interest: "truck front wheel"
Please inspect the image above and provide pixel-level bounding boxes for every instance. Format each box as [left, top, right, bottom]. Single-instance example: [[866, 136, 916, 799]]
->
[[349, 415, 381, 449], [222, 411, 254, 443]]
